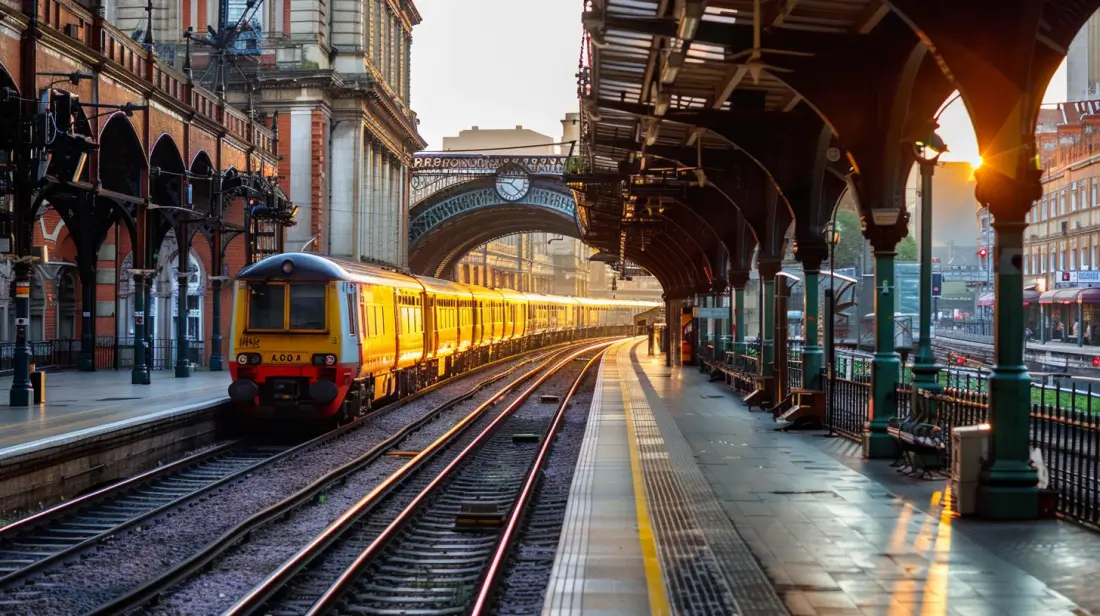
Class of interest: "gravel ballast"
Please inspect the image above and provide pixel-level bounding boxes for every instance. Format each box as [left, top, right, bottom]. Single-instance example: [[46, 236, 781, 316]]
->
[[0, 351, 556, 616]]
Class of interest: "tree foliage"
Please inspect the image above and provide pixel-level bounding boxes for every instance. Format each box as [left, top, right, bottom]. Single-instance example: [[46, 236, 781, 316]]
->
[[896, 235, 918, 262], [831, 208, 863, 270]]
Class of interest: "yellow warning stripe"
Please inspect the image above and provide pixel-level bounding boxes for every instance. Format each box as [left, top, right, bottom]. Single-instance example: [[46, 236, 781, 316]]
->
[[617, 343, 672, 616]]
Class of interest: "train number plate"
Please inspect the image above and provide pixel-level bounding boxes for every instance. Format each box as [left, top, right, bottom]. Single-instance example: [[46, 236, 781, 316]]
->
[[267, 352, 305, 364]]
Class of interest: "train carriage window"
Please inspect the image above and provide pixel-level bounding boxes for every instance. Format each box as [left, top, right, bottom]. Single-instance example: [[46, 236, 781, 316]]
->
[[347, 293, 358, 336], [289, 284, 327, 330], [247, 283, 285, 330]]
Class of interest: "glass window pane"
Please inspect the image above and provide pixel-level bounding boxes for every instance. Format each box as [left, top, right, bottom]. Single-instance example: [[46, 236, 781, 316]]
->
[[289, 284, 326, 330], [248, 283, 285, 329]]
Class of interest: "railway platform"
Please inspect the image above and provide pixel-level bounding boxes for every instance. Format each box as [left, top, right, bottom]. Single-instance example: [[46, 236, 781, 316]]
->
[[0, 370, 231, 514], [544, 338, 1096, 616], [0, 370, 230, 459]]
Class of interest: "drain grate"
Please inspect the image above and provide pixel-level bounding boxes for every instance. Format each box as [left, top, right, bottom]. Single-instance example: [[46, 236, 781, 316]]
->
[[97, 397, 142, 402], [767, 490, 837, 496], [701, 394, 724, 399]]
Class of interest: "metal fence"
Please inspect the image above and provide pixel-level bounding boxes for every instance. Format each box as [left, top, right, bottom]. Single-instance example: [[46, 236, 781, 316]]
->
[[0, 336, 208, 373], [937, 319, 994, 337], [787, 345, 803, 392]]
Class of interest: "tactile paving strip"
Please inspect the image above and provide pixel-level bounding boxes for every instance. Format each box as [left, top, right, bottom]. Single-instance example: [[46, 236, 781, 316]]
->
[[617, 344, 745, 615], [625, 342, 791, 616]]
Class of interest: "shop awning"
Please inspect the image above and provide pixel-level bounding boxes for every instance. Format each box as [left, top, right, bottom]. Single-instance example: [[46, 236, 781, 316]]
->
[[977, 289, 1039, 307], [1039, 287, 1100, 304]]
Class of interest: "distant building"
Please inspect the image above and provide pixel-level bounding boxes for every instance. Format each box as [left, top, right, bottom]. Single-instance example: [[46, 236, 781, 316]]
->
[[1067, 13, 1100, 102], [1029, 100, 1100, 340]]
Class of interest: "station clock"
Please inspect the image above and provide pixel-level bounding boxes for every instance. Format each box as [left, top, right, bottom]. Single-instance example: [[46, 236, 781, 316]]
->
[[494, 163, 531, 202]]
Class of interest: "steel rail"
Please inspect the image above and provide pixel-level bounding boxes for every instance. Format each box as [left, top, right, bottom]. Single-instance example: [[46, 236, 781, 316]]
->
[[469, 348, 606, 615], [0, 343, 567, 594], [80, 346, 566, 616], [299, 340, 614, 616], [220, 342, 605, 616]]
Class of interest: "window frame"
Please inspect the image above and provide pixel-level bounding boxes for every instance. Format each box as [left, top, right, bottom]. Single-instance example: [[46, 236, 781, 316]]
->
[[245, 282, 329, 333]]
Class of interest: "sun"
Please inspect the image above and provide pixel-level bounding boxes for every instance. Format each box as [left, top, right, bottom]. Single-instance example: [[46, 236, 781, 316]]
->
[[971, 156, 982, 170]]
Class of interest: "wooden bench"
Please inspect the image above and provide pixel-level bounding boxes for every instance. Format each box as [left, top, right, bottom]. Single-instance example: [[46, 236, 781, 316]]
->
[[774, 388, 825, 430], [742, 375, 774, 411]]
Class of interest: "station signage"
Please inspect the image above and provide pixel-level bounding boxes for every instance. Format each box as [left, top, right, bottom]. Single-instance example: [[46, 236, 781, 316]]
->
[[693, 307, 727, 319], [1055, 270, 1100, 288]]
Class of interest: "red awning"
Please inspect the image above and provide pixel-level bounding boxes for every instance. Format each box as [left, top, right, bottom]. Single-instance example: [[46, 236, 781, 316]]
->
[[978, 290, 1038, 307], [1039, 287, 1100, 304]]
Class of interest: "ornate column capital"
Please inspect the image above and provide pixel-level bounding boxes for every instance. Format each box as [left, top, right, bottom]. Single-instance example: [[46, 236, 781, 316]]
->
[[975, 166, 1042, 222], [729, 269, 751, 290], [757, 259, 783, 281], [793, 237, 829, 272], [861, 212, 911, 253]]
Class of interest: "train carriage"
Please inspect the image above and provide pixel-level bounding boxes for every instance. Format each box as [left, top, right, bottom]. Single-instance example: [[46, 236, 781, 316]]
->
[[228, 253, 658, 425]]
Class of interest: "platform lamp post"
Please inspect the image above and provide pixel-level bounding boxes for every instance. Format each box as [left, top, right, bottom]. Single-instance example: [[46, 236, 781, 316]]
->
[[823, 220, 840, 436], [910, 127, 947, 395]]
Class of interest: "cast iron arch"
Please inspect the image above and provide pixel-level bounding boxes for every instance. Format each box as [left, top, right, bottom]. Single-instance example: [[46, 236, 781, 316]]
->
[[409, 176, 581, 252], [410, 205, 583, 278]]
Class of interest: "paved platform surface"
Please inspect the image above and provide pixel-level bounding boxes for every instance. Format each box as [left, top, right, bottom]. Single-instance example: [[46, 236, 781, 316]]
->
[[637, 341, 1099, 616], [543, 339, 786, 616], [0, 370, 230, 457]]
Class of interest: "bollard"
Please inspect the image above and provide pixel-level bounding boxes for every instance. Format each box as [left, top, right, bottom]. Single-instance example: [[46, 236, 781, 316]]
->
[[30, 370, 45, 405]]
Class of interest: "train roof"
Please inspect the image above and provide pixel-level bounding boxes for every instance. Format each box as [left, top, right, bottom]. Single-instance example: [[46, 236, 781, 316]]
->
[[495, 288, 529, 302], [237, 253, 423, 291], [523, 292, 578, 306], [464, 283, 507, 302], [416, 275, 475, 299]]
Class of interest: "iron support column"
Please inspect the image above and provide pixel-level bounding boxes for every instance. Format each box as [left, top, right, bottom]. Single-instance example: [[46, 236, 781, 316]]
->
[[759, 261, 781, 378], [9, 262, 32, 406], [131, 270, 150, 382], [977, 218, 1039, 519], [210, 277, 224, 370], [865, 249, 900, 459], [802, 268, 822, 390], [175, 224, 192, 377], [911, 159, 942, 393], [77, 263, 96, 371]]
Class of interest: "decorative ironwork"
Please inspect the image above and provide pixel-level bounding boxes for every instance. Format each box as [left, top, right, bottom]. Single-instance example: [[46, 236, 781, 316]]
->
[[413, 154, 568, 174], [409, 187, 577, 246]]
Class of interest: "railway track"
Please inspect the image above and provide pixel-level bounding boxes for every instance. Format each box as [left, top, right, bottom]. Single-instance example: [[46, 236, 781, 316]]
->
[[211, 341, 607, 616], [78, 340, 606, 616], [0, 343, 592, 615]]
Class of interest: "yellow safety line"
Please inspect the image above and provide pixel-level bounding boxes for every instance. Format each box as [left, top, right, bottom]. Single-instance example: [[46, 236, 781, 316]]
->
[[617, 342, 672, 616]]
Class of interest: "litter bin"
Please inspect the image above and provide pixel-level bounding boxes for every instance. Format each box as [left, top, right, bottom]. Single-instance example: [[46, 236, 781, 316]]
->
[[30, 371, 45, 405]]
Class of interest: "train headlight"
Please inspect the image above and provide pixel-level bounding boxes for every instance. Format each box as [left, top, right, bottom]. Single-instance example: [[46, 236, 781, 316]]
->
[[237, 354, 248, 365], [281, 259, 295, 274], [312, 353, 337, 366], [237, 353, 261, 365]]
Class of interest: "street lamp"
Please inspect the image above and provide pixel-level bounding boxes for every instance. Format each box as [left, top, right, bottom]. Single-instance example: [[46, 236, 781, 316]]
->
[[909, 125, 947, 394], [823, 220, 841, 436]]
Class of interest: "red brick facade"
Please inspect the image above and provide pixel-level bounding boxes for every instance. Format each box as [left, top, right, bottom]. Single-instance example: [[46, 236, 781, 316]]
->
[[0, 6, 283, 368]]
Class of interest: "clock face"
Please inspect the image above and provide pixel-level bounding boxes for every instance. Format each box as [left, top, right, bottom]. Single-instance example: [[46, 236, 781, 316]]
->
[[495, 166, 530, 202]]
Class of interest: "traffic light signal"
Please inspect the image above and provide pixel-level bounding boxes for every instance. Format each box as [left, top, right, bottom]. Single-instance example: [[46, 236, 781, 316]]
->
[[1063, 271, 1072, 282], [931, 273, 942, 297], [978, 248, 988, 258]]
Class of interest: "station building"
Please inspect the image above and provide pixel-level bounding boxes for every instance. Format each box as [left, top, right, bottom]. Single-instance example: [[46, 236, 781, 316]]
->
[[0, 0, 425, 371]]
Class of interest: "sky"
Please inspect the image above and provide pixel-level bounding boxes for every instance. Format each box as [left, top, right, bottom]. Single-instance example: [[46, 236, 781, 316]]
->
[[409, 1, 1070, 160], [410, 0, 584, 151]]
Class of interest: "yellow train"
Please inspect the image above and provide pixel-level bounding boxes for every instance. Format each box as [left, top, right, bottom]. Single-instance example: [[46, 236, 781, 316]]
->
[[227, 253, 657, 423]]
